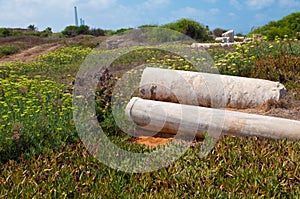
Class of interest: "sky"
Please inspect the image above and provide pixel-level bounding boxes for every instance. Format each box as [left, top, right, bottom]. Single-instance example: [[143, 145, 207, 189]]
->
[[0, 0, 299, 34]]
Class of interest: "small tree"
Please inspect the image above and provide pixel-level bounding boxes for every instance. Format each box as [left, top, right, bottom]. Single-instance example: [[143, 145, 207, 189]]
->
[[163, 18, 209, 41], [40, 27, 53, 37], [213, 28, 226, 37], [44, 27, 52, 33], [27, 24, 37, 31], [76, 25, 89, 35]]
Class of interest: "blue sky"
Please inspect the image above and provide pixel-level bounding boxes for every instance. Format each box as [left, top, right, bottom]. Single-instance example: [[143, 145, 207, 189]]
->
[[0, 0, 299, 34]]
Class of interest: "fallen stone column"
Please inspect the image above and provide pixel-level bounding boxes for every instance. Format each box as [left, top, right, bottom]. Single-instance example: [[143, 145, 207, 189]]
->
[[139, 67, 286, 109], [126, 97, 300, 140]]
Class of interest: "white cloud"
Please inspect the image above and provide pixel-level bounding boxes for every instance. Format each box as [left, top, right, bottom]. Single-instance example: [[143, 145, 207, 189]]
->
[[279, 0, 300, 7], [230, 0, 242, 10], [246, 0, 275, 9]]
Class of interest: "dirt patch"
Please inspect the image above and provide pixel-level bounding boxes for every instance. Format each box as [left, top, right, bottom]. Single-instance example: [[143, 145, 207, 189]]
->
[[0, 43, 62, 63], [0, 35, 106, 64], [134, 136, 174, 148], [0, 36, 56, 46], [0, 36, 62, 63]]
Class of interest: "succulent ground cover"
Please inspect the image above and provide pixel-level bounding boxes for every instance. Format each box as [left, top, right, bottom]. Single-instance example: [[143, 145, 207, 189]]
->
[[0, 36, 299, 198]]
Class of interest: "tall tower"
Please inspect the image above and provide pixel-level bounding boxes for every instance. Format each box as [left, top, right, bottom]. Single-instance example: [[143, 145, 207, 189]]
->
[[74, 6, 79, 26]]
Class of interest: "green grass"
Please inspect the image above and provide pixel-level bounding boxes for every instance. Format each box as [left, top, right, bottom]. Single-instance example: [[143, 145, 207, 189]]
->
[[0, 37, 299, 198]]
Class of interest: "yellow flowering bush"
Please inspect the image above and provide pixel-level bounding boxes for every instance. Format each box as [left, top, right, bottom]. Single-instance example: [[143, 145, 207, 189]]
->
[[211, 36, 300, 77], [0, 47, 92, 80], [0, 73, 76, 161], [0, 46, 92, 162], [36, 47, 92, 65]]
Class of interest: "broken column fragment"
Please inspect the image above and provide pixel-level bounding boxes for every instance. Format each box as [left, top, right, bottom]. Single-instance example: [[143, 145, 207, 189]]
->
[[126, 97, 300, 140], [139, 68, 286, 109]]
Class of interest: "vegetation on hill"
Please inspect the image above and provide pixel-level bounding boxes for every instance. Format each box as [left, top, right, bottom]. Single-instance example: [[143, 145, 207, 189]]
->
[[104, 19, 211, 41], [62, 25, 105, 38], [103, 19, 211, 41], [0, 26, 53, 38], [1, 12, 300, 41], [249, 12, 300, 40], [0, 46, 18, 58], [0, 18, 211, 41], [162, 18, 211, 41]]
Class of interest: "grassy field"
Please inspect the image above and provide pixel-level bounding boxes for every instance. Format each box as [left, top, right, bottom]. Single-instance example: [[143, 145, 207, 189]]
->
[[0, 35, 299, 198]]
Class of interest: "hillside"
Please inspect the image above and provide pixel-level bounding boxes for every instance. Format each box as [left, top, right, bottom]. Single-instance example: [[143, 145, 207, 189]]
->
[[250, 12, 300, 40], [0, 35, 105, 63]]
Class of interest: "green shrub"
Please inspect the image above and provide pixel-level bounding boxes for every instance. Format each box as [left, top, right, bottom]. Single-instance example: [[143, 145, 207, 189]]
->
[[0, 28, 11, 37], [62, 25, 104, 37], [11, 30, 24, 36], [62, 25, 81, 37], [24, 32, 41, 37], [0, 46, 18, 57], [250, 12, 300, 40], [88, 28, 105, 36], [163, 18, 210, 41]]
